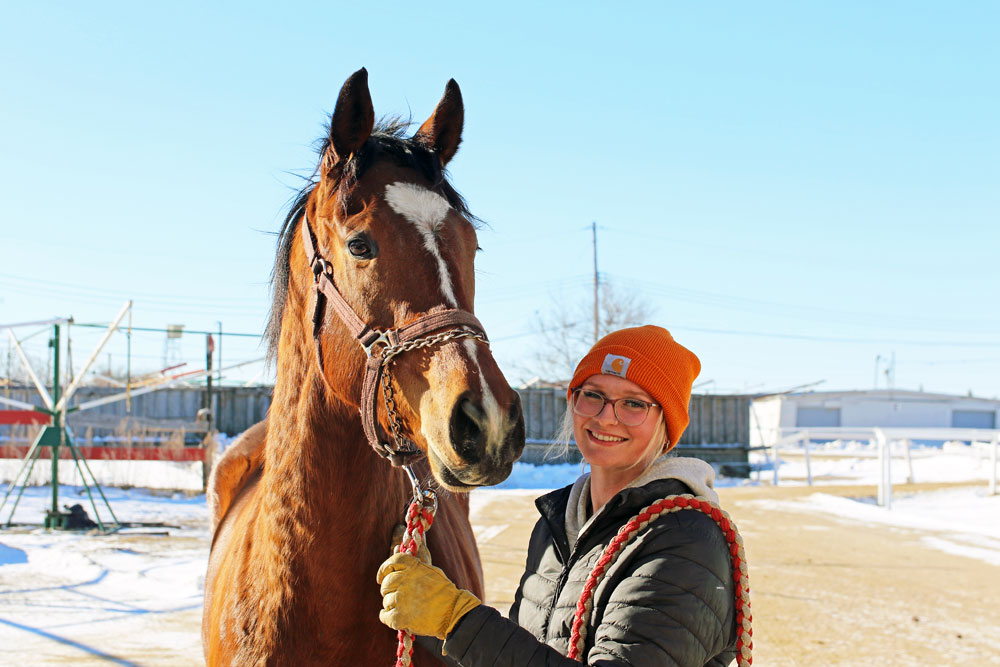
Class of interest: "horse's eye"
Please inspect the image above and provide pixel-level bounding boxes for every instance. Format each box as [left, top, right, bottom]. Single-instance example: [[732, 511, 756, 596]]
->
[[347, 237, 375, 259]]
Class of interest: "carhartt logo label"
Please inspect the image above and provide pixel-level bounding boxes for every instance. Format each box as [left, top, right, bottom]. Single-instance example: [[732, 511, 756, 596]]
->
[[601, 354, 631, 378]]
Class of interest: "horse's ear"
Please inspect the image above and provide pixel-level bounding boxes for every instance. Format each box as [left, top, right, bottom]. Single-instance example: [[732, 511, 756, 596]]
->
[[328, 68, 375, 165], [414, 79, 464, 166]]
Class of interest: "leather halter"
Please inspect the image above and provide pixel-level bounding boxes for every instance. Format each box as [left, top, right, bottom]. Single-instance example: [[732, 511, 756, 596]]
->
[[300, 214, 488, 466]]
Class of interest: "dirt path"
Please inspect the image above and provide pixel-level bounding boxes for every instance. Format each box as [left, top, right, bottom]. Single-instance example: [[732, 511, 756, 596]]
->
[[5, 483, 997, 665], [471, 483, 1000, 666]]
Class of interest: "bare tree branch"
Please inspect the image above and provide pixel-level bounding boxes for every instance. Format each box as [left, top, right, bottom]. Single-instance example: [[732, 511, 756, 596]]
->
[[520, 282, 656, 383]]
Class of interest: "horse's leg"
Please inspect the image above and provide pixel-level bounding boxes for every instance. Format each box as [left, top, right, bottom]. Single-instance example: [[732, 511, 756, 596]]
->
[[203, 472, 262, 665], [207, 420, 267, 531]]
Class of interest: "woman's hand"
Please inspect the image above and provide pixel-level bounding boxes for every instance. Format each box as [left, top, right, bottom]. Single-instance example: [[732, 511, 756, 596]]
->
[[377, 553, 481, 640]]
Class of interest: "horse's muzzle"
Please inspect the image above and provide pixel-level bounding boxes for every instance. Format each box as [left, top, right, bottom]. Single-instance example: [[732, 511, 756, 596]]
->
[[437, 393, 525, 488]]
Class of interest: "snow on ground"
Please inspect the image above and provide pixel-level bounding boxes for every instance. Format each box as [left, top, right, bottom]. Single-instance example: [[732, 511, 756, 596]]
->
[[0, 459, 207, 492], [778, 487, 1000, 566], [0, 442, 996, 664], [0, 486, 209, 666]]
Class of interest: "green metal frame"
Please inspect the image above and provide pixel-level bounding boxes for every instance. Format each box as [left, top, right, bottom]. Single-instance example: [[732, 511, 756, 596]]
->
[[0, 323, 121, 531]]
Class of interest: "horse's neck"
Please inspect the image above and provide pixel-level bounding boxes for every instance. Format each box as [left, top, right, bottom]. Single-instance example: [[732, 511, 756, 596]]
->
[[229, 333, 410, 661], [263, 366, 407, 543], [255, 356, 407, 603]]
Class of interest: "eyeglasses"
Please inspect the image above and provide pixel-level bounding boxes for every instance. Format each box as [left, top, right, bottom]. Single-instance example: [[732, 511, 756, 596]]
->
[[570, 388, 659, 427]]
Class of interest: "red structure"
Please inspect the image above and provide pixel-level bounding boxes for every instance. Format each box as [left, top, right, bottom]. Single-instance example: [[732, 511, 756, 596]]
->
[[0, 410, 51, 426]]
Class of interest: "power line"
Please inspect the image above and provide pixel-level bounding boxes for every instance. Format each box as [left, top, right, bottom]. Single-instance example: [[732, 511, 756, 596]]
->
[[72, 323, 263, 338], [606, 273, 1000, 335], [0, 272, 266, 305], [491, 320, 1000, 348]]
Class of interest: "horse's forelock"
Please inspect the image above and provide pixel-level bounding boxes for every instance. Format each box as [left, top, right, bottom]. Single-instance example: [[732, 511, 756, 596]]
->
[[266, 117, 481, 362]]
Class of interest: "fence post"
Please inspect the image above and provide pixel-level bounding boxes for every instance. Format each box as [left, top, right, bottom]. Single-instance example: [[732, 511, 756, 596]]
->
[[875, 430, 883, 506], [991, 434, 998, 497], [888, 435, 894, 509], [904, 438, 915, 485], [772, 433, 780, 487], [875, 428, 891, 508], [803, 430, 812, 486]]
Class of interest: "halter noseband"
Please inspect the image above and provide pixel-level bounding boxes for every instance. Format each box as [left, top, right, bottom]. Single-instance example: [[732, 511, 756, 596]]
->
[[300, 214, 489, 467]]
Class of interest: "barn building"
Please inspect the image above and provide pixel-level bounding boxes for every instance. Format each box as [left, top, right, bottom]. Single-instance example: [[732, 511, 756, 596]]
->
[[750, 389, 1000, 447]]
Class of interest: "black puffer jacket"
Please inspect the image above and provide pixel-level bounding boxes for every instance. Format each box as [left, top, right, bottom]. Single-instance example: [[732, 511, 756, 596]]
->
[[438, 473, 737, 666]]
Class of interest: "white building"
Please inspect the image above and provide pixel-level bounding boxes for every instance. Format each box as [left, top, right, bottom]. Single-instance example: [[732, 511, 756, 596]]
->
[[750, 389, 1000, 447]]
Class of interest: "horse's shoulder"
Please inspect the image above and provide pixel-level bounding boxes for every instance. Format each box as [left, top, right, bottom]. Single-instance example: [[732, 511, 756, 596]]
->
[[208, 420, 267, 532]]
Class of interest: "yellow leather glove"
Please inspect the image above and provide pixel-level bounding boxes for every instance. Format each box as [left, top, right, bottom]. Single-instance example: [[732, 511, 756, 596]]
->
[[377, 553, 481, 640], [390, 524, 432, 564]]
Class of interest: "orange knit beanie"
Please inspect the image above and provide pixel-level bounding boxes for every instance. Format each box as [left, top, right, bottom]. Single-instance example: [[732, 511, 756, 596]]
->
[[567, 325, 701, 450]]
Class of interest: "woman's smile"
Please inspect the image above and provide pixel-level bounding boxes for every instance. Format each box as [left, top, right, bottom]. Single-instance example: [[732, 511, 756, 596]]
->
[[586, 428, 627, 444]]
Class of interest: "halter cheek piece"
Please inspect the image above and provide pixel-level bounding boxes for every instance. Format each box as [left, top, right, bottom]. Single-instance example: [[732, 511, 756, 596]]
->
[[300, 214, 489, 467]]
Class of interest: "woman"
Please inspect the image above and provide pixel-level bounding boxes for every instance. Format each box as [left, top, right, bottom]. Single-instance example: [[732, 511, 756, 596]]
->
[[378, 325, 740, 665]]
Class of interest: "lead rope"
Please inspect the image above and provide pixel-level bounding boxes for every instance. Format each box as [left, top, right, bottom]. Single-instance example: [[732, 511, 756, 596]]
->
[[567, 494, 752, 665], [392, 470, 439, 667]]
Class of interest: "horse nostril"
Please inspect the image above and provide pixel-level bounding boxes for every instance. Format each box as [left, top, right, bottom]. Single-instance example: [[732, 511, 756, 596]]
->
[[508, 393, 524, 426], [507, 395, 526, 457], [460, 399, 485, 426], [450, 397, 484, 462]]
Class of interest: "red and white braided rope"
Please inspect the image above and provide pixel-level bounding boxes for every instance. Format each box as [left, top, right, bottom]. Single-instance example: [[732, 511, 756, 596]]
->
[[393, 498, 436, 667], [567, 494, 752, 665]]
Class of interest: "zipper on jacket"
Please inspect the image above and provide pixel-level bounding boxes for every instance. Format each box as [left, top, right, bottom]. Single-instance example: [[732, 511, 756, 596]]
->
[[541, 517, 611, 643]]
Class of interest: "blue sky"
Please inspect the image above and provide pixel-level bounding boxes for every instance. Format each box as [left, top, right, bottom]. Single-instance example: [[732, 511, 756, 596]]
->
[[1, 2, 997, 397]]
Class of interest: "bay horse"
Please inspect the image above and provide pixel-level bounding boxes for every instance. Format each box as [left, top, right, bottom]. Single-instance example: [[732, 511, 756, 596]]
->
[[203, 68, 525, 666]]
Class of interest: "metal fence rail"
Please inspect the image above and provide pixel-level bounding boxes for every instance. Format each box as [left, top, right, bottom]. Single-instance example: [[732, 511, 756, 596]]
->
[[764, 426, 1000, 505]]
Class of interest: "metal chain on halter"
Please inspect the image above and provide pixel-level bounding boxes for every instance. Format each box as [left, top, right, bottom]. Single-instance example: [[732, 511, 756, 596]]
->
[[392, 469, 439, 667], [377, 329, 490, 454], [374, 329, 485, 666], [567, 494, 752, 665]]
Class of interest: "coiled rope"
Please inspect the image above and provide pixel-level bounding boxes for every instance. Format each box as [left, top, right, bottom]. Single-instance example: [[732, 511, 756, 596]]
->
[[393, 492, 437, 667], [567, 494, 752, 665]]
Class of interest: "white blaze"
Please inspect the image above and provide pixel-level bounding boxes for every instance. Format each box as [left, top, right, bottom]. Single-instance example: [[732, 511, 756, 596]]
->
[[384, 182, 457, 308], [464, 339, 503, 447]]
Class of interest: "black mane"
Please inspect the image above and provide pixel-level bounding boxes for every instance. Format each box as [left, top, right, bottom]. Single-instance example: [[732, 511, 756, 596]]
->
[[265, 118, 478, 361]]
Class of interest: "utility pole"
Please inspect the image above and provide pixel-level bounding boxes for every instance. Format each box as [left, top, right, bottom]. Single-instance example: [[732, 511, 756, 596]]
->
[[217, 321, 223, 386], [592, 221, 599, 344], [204, 334, 216, 492], [126, 309, 132, 413], [205, 334, 214, 433]]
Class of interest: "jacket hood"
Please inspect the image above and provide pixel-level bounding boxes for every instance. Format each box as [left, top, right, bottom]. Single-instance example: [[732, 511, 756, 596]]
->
[[565, 455, 718, 549]]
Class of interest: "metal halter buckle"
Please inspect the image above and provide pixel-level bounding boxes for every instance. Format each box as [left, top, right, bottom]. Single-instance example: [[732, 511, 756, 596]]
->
[[362, 330, 394, 357], [311, 258, 329, 284]]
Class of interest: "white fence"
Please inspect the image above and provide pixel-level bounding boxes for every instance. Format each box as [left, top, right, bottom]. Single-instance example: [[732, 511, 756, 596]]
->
[[763, 427, 999, 508]]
